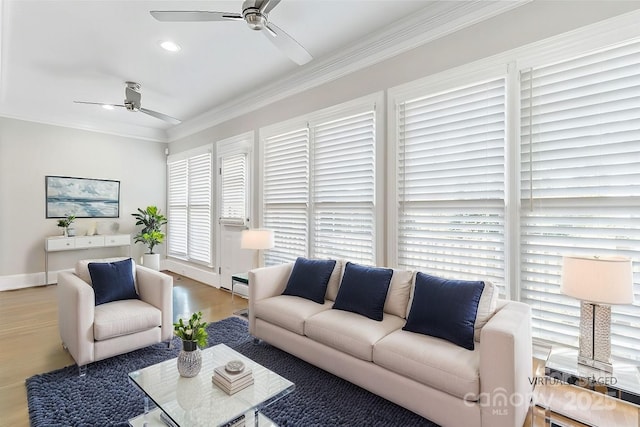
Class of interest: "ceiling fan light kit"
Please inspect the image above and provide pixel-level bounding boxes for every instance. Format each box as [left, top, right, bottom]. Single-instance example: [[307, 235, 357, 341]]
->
[[150, 0, 313, 65]]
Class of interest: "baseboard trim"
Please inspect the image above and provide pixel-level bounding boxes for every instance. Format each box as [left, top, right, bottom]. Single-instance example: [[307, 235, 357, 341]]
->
[[163, 259, 220, 288], [1, 259, 219, 292], [0, 269, 72, 291]]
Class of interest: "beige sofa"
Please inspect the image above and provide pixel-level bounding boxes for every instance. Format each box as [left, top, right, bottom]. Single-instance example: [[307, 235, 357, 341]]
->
[[57, 258, 173, 374], [249, 261, 532, 427]]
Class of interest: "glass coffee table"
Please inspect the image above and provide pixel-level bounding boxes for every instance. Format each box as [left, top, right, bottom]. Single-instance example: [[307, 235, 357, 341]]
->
[[128, 344, 294, 427]]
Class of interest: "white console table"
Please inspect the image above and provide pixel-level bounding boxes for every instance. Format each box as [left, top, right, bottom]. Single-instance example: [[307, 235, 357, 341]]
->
[[45, 234, 131, 284]]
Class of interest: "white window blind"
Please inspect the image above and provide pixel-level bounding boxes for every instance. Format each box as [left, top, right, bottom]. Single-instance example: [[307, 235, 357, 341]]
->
[[188, 152, 212, 265], [263, 128, 309, 266], [167, 159, 188, 258], [262, 101, 378, 266], [521, 41, 640, 361], [312, 111, 376, 265], [167, 150, 213, 266], [396, 78, 506, 293], [220, 153, 248, 225]]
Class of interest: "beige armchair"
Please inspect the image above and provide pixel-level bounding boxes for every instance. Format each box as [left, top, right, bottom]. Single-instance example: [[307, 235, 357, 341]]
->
[[57, 258, 173, 375]]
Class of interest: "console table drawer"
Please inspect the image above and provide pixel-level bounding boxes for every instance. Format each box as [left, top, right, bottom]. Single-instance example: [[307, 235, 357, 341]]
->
[[46, 238, 76, 251], [104, 234, 131, 247], [75, 236, 106, 248]]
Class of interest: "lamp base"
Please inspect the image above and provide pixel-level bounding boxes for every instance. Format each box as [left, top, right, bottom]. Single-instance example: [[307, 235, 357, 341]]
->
[[578, 301, 613, 373]]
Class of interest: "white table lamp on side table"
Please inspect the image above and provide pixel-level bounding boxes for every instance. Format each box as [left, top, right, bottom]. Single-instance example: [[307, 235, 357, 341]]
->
[[561, 255, 634, 372], [241, 229, 275, 268]]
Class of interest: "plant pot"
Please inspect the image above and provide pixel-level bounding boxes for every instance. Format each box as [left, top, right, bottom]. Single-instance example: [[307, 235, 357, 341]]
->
[[177, 340, 202, 377], [67, 227, 76, 237], [142, 253, 160, 271]]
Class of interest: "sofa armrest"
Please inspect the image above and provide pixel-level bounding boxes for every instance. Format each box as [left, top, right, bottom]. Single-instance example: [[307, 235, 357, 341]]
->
[[57, 271, 96, 366], [136, 266, 174, 341], [479, 300, 532, 427], [248, 263, 293, 335]]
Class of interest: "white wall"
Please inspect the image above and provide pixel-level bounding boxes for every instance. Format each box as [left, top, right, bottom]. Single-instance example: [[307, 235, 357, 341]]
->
[[0, 117, 167, 289]]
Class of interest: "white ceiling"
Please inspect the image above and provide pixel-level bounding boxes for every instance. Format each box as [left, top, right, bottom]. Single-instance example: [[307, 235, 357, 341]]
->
[[0, 0, 524, 142]]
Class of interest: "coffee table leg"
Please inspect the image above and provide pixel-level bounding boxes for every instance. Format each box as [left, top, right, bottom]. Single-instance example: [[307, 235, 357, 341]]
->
[[143, 396, 149, 426]]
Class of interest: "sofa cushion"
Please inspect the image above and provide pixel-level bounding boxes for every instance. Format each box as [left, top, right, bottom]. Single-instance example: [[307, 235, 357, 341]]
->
[[254, 295, 333, 335], [474, 279, 498, 342], [325, 258, 345, 301], [333, 262, 393, 321], [384, 269, 414, 318], [374, 329, 481, 401], [403, 272, 484, 350], [76, 257, 135, 286], [305, 309, 405, 361], [88, 258, 139, 305], [282, 257, 337, 304], [93, 299, 161, 341]]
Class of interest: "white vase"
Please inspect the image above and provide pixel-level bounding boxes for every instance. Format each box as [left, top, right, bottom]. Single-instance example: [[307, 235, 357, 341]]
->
[[143, 253, 160, 270]]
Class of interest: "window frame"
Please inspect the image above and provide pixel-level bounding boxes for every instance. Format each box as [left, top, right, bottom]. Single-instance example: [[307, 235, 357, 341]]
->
[[258, 92, 385, 266]]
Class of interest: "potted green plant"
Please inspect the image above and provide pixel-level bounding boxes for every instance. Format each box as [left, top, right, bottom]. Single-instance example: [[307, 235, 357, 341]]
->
[[132, 206, 167, 270], [174, 311, 208, 377], [56, 214, 76, 237]]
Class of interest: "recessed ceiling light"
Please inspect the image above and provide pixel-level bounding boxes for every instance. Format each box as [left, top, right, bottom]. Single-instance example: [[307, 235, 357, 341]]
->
[[160, 41, 181, 52], [102, 104, 115, 110]]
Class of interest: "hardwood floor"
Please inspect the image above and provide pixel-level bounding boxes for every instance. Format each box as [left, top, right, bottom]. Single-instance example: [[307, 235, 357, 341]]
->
[[0, 272, 246, 427]]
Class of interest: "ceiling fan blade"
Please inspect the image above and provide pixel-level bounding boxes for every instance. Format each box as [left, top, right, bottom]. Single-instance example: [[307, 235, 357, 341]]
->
[[150, 11, 243, 22], [74, 101, 126, 108], [259, 0, 281, 15], [139, 107, 181, 125], [263, 22, 312, 65]]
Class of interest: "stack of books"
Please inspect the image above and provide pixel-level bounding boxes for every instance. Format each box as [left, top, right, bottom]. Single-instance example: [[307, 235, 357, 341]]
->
[[212, 365, 253, 395]]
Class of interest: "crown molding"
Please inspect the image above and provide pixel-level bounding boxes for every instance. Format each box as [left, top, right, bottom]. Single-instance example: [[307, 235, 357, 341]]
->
[[167, 0, 529, 142], [0, 111, 168, 142]]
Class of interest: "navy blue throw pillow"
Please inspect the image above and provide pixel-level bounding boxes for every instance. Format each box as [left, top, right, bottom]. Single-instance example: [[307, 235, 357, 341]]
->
[[88, 258, 138, 306], [282, 257, 337, 304], [332, 262, 393, 321], [403, 272, 484, 351]]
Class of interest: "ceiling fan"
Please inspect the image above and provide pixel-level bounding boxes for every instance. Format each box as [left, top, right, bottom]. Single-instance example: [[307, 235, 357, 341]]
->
[[150, 0, 313, 65], [74, 82, 181, 125]]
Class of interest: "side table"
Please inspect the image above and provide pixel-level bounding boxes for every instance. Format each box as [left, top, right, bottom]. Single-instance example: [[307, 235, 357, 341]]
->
[[231, 272, 249, 303], [533, 346, 640, 426]]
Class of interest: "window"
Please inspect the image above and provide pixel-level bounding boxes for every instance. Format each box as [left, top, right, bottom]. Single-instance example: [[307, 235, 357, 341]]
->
[[262, 128, 310, 265], [520, 40, 640, 361], [167, 147, 213, 266], [393, 77, 507, 294], [312, 111, 376, 264], [261, 96, 379, 266], [220, 153, 248, 225]]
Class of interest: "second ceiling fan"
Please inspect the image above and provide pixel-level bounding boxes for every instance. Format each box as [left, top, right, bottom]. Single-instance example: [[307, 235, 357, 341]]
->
[[150, 0, 313, 65]]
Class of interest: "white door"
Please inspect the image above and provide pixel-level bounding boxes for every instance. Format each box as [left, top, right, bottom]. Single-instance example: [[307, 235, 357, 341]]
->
[[217, 133, 254, 293]]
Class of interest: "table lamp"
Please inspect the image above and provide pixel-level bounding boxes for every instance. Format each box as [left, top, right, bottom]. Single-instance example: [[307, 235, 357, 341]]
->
[[241, 229, 275, 268], [561, 255, 634, 372]]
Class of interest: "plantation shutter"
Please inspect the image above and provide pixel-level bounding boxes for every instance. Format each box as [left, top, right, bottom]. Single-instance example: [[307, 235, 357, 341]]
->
[[397, 78, 506, 294], [263, 128, 309, 265], [187, 152, 212, 265], [220, 153, 248, 225], [311, 111, 376, 264], [167, 159, 188, 258], [520, 41, 640, 361]]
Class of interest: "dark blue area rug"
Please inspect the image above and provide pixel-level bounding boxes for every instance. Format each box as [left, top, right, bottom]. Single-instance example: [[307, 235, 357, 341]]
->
[[26, 316, 438, 427]]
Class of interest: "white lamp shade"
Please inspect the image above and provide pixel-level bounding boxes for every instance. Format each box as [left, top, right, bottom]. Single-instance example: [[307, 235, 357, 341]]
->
[[241, 229, 275, 250], [561, 255, 634, 305]]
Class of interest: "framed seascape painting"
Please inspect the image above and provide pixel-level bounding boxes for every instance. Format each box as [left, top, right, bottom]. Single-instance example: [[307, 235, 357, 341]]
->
[[46, 176, 120, 218]]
